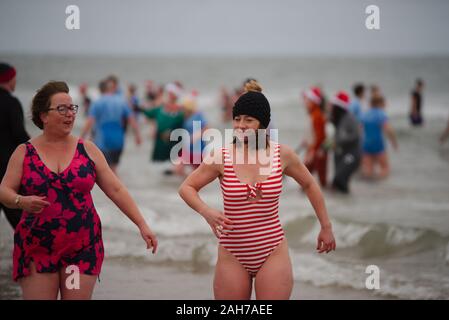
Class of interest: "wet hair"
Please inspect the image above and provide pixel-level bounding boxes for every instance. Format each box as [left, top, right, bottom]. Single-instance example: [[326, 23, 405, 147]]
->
[[31, 81, 69, 129], [353, 83, 365, 97]]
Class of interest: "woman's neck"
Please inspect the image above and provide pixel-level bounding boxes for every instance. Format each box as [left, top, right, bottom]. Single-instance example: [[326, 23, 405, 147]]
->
[[41, 131, 71, 145]]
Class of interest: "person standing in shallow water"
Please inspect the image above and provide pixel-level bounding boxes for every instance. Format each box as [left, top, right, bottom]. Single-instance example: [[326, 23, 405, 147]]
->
[[409, 78, 425, 126], [329, 91, 361, 194], [301, 87, 328, 188], [179, 80, 335, 300], [360, 95, 398, 179], [349, 83, 365, 123], [0, 81, 158, 300], [140, 82, 184, 163], [81, 77, 142, 175]]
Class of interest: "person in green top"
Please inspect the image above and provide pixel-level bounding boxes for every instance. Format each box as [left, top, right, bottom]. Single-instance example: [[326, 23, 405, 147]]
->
[[142, 83, 184, 162]]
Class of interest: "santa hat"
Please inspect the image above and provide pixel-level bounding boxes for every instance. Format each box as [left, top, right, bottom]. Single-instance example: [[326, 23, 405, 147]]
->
[[330, 91, 350, 109], [165, 82, 183, 98], [303, 87, 322, 105]]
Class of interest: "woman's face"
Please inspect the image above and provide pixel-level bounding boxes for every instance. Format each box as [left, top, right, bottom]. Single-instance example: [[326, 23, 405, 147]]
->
[[40, 92, 76, 135], [233, 114, 261, 142]]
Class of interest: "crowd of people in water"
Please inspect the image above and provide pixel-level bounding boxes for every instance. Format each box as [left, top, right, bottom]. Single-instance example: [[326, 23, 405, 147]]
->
[[0, 60, 448, 300], [74, 75, 432, 194]]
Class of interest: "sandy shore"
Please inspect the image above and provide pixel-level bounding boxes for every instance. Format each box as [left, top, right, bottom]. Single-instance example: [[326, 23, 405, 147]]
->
[[91, 258, 385, 300], [1, 254, 384, 300]]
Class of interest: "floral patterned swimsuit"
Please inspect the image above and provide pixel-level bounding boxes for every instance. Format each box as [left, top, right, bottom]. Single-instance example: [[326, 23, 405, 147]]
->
[[13, 139, 104, 281]]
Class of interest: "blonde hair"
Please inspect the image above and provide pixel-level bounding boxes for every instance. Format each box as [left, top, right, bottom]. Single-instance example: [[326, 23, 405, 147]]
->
[[244, 80, 263, 93]]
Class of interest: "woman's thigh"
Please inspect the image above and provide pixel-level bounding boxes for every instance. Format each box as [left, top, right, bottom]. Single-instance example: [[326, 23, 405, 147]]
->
[[19, 262, 60, 300], [214, 245, 253, 300], [59, 265, 98, 300], [254, 239, 293, 300]]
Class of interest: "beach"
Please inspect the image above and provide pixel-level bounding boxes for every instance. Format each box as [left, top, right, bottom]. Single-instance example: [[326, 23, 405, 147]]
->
[[0, 55, 448, 300], [0, 217, 385, 300]]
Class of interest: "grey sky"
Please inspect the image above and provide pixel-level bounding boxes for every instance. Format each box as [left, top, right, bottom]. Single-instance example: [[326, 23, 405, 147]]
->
[[1, 0, 449, 55]]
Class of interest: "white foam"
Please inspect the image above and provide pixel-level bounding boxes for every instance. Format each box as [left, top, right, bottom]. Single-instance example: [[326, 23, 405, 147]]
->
[[291, 252, 440, 299], [103, 236, 217, 267], [300, 220, 372, 248], [300, 219, 433, 249], [386, 226, 425, 246], [97, 203, 211, 237]]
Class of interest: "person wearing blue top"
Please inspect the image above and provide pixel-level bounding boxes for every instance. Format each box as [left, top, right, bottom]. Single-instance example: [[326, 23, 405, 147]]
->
[[81, 78, 141, 173], [349, 83, 365, 122], [127, 83, 141, 119], [174, 95, 209, 176], [360, 95, 398, 179]]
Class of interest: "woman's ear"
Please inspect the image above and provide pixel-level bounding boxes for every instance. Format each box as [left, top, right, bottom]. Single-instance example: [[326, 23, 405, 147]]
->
[[40, 112, 49, 126]]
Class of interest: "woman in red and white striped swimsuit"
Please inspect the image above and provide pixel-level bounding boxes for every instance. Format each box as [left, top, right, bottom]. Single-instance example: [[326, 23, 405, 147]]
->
[[179, 80, 336, 300]]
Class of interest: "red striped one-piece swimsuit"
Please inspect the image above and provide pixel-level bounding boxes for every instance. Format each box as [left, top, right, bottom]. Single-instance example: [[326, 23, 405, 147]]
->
[[219, 143, 284, 276]]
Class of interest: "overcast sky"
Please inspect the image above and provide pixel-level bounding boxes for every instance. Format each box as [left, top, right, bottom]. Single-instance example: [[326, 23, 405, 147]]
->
[[1, 0, 449, 56]]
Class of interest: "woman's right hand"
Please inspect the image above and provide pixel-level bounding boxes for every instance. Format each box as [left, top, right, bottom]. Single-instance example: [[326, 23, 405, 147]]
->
[[201, 207, 233, 238], [19, 195, 50, 214]]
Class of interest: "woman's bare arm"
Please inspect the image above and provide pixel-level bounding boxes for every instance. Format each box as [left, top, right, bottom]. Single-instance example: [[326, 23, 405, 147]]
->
[[0, 144, 50, 213], [281, 144, 336, 253], [178, 149, 233, 238], [84, 140, 157, 253]]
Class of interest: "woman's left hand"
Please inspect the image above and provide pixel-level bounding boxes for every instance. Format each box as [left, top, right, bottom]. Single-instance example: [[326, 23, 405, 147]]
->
[[139, 223, 158, 254], [317, 226, 336, 254]]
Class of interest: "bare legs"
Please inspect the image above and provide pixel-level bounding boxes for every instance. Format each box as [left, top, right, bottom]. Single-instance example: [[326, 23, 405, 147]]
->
[[19, 262, 59, 300], [254, 239, 293, 300], [18, 262, 97, 300], [361, 152, 390, 180], [214, 239, 293, 300], [214, 245, 252, 299]]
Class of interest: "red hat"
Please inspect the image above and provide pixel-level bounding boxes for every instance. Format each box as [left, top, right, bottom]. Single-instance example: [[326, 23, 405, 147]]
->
[[330, 91, 350, 109], [0, 63, 16, 83], [303, 87, 322, 105]]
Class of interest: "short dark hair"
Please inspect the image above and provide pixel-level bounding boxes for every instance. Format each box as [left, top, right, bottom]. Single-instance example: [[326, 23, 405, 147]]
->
[[353, 83, 365, 97], [31, 81, 69, 129], [106, 74, 119, 85], [370, 95, 385, 108], [98, 79, 108, 94], [416, 78, 424, 86]]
